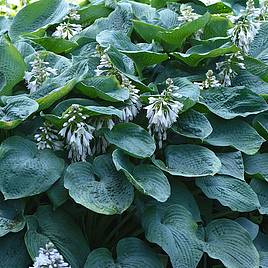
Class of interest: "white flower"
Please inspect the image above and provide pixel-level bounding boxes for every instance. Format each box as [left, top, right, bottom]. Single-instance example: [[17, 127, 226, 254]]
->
[[64, 9, 80, 21], [34, 123, 63, 151], [59, 104, 95, 162], [52, 22, 82, 40], [90, 118, 115, 155], [145, 78, 184, 148], [29, 242, 70, 268], [24, 53, 58, 93], [216, 52, 246, 86], [194, 70, 221, 89], [228, 0, 261, 53], [95, 53, 114, 76], [121, 75, 142, 122], [178, 4, 199, 22]]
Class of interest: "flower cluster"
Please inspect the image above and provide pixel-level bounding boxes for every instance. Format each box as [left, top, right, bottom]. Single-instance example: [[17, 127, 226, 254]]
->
[[145, 78, 183, 148], [95, 48, 142, 122], [59, 104, 95, 162], [177, 4, 199, 22], [195, 70, 221, 90], [52, 9, 82, 40], [90, 118, 115, 155], [34, 123, 63, 151], [30, 242, 70, 268], [24, 53, 58, 93], [121, 75, 142, 122], [228, 0, 261, 53], [216, 52, 246, 86]]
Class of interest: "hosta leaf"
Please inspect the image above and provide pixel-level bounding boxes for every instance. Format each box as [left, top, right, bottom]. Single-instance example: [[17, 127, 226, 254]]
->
[[158, 13, 211, 51], [31, 60, 90, 110], [244, 154, 268, 181], [204, 219, 259, 268], [25, 206, 90, 268], [76, 76, 129, 102], [199, 86, 268, 119], [172, 40, 238, 67], [216, 151, 244, 180], [0, 136, 65, 199], [232, 70, 268, 96], [28, 36, 78, 54], [9, 0, 70, 41], [142, 204, 204, 268], [205, 116, 265, 155], [76, 4, 133, 42], [0, 195, 25, 237], [64, 154, 134, 215], [105, 123, 156, 158], [153, 144, 221, 177], [0, 36, 26, 95], [96, 30, 168, 71], [196, 175, 260, 212], [0, 95, 38, 129], [0, 17, 11, 35], [235, 217, 259, 240], [253, 112, 268, 139], [171, 109, 212, 139], [250, 179, 268, 214], [0, 231, 31, 267], [84, 237, 163, 268], [172, 77, 200, 111], [112, 149, 170, 202]]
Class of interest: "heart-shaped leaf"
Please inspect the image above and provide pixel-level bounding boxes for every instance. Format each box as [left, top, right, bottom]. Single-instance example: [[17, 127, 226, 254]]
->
[[199, 86, 268, 119], [64, 154, 134, 215], [205, 116, 265, 155], [196, 175, 260, 212], [105, 123, 156, 158], [250, 179, 268, 214], [25, 206, 90, 268], [112, 149, 170, 202], [0, 95, 38, 129], [84, 237, 164, 268], [0, 136, 65, 199], [153, 144, 221, 177]]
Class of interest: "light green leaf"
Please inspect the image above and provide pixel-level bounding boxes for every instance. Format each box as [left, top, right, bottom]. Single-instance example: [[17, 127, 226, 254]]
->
[[105, 123, 156, 159], [158, 13, 211, 51], [112, 149, 170, 202], [204, 219, 259, 268], [0, 196, 25, 237], [25, 206, 90, 268], [153, 144, 221, 177], [9, 0, 70, 41], [64, 154, 134, 215], [172, 40, 238, 67], [216, 151, 244, 180], [0, 36, 26, 95], [250, 179, 268, 214], [0, 136, 65, 199], [0, 231, 31, 267], [84, 237, 164, 268], [205, 116, 265, 155], [244, 154, 268, 182], [171, 109, 212, 139], [0, 95, 38, 129], [199, 86, 268, 119], [196, 175, 260, 212]]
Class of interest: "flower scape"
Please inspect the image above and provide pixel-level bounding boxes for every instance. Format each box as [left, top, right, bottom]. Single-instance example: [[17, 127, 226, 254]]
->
[[1, 0, 268, 267]]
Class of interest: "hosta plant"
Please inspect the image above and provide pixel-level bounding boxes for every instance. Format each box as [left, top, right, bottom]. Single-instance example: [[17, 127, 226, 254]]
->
[[1, 0, 268, 267]]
